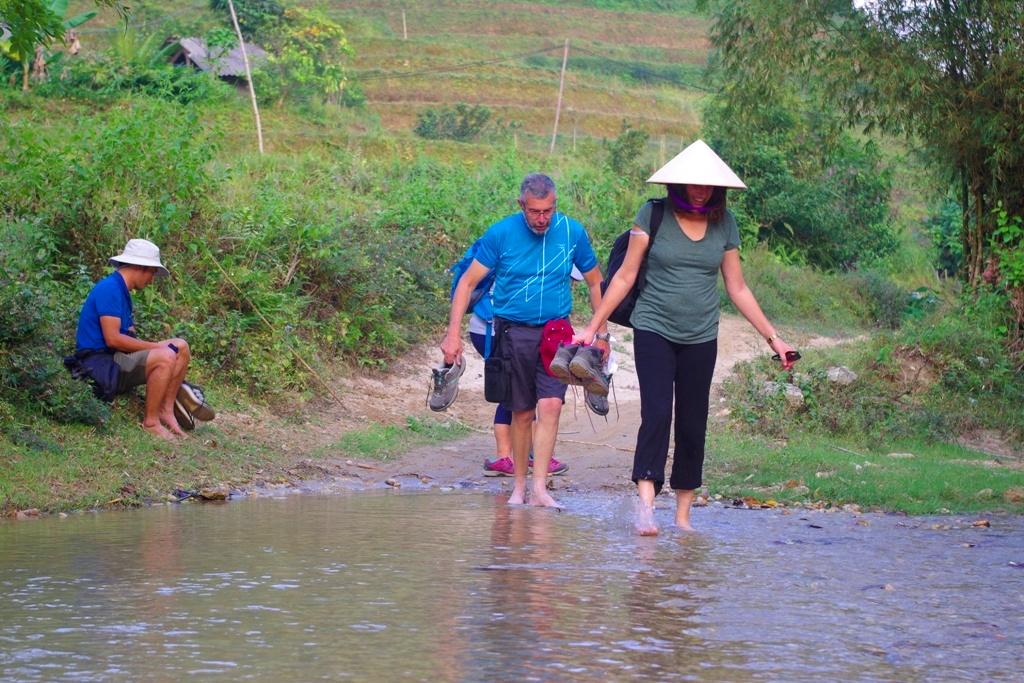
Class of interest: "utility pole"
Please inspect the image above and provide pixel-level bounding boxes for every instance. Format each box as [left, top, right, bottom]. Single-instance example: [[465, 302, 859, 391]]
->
[[226, 0, 264, 154], [549, 39, 569, 154]]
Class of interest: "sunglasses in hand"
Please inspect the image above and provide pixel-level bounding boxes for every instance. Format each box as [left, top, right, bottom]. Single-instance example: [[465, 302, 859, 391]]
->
[[771, 350, 802, 363]]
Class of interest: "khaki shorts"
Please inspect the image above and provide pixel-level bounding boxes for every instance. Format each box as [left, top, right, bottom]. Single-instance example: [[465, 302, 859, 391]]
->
[[113, 350, 149, 394]]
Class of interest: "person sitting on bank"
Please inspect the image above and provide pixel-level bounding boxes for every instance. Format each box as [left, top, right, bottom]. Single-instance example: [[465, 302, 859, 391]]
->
[[74, 238, 191, 440]]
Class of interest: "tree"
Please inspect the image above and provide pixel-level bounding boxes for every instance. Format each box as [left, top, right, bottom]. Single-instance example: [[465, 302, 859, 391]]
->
[[0, 0, 127, 90], [701, 76, 895, 270], [209, 0, 282, 40], [699, 0, 1024, 286], [257, 7, 352, 106]]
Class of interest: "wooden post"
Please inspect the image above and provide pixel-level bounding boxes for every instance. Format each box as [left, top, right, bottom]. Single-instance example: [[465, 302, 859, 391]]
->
[[660, 134, 666, 165], [227, 0, 265, 154], [402, 10, 408, 40], [549, 38, 569, 154]]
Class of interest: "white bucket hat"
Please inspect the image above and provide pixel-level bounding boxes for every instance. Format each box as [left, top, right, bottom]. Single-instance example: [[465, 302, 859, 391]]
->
[[109, 238, 170, 277], [647, 139, 747, 189]]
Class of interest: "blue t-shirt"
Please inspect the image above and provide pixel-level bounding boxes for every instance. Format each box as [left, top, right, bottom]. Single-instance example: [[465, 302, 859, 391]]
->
[[473, 211, 598, 325], [76, 271, 134, 352]]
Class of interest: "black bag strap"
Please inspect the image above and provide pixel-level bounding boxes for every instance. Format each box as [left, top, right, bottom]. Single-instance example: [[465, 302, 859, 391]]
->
[[648, 197, 664, 241], [636, 198, 664, 293]]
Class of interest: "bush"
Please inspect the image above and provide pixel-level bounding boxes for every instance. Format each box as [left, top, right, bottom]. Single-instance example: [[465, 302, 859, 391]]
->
[[605, 121, 650, 183], [0, 233, 111, 427], [925, 198, 963, 278], [39, 57, 230, 105], [703, 94, 898, 270], [724, 289, 1024, 447], [414, 103, 492, 142], [36, 29, 231, 106]]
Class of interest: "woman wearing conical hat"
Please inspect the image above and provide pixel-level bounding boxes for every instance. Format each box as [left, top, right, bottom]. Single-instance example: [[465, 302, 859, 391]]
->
[[573, 140, 798, 535]]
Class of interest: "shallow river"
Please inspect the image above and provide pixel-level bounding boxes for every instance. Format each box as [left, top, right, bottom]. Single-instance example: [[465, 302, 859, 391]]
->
[[1, 491, 1022, 682]]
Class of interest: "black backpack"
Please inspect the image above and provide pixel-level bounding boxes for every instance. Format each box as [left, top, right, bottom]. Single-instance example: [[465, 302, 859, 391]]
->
[[600, 198, 665, 328]]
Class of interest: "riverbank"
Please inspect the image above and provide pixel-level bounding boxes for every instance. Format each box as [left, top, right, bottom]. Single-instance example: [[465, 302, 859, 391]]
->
[[5, 314, 1022, 518]]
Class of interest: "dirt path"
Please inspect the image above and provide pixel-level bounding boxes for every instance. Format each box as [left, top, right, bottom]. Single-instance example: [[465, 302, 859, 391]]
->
[[225, 314, 848, 496]]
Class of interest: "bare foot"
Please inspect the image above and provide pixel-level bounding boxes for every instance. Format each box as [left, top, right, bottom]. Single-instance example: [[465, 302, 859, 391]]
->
[[142, 422, 176, 441], [674, 514, 695, 532], [529, 489, 560, 508], [160, 413, 187, 437], [507, 488, 527, 505], [635, 499, 658, 536]]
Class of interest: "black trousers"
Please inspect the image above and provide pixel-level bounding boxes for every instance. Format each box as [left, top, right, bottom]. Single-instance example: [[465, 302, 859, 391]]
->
[[631, 329, 717, 494]]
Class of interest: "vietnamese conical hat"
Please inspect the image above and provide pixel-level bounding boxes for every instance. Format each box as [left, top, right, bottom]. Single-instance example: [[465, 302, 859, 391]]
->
[[647, 139, 746, 189]]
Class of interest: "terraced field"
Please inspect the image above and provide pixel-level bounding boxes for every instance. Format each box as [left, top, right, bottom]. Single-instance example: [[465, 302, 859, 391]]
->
[[332, 1, 710, 144], [73, 0, 711, 150]]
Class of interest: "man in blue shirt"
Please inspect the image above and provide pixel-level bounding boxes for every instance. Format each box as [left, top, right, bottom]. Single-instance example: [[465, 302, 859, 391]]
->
[[75, 239, 191, 440], [441, 174, 610, 507]]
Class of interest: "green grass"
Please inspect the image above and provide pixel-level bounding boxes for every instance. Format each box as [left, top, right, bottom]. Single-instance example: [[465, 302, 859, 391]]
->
[[0, 408, 470, 513], [0, 409, 279, 513], [706, 431, 1024, 515], [318, 417, 469, 462]]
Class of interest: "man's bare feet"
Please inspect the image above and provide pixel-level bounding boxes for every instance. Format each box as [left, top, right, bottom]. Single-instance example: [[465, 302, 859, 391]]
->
[[160, 413, 187, 436], [142, 422, 176, 441], [529, 488, 560, 508], [507, 487, 527, 505], [635, 498, 658, 536]]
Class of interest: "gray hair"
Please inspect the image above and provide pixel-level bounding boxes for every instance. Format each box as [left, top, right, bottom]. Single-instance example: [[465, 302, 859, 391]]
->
[[519, 173, 556, 201]]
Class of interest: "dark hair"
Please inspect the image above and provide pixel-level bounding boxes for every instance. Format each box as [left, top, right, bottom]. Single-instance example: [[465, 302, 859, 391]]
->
[[706, 187, 727, 223]]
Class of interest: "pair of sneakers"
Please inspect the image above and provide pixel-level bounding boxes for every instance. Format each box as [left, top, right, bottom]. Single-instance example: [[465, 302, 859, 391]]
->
[[549, 344, 610, 396], [427, 359, 465, 412], [483, 455, 568, 477]]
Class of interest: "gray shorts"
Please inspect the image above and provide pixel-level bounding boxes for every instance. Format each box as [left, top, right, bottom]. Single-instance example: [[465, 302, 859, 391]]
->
[[496, 320, 567, 412], [113, 350, 149, 394]]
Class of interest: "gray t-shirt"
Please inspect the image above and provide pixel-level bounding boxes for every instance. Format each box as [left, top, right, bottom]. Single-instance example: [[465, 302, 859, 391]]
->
[[629, 201, 740, 344]]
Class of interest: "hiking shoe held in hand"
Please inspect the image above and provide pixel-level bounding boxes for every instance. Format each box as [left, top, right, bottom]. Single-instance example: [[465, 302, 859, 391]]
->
[[584, 388, 609, 416], [548, 343, 584, 385], [569, 346, 609, 396], [428, 360, 464, 412], [178, 381, 214, 421], [483, 456, 515, 476]]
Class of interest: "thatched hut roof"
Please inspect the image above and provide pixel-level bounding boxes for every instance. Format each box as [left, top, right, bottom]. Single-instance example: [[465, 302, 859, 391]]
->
[[168, 37, 267, 80]]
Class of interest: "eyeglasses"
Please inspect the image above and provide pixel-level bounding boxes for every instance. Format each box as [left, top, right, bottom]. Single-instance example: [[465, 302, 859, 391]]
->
[[771, 351, 801, 362], [524, 208, 555, 218]]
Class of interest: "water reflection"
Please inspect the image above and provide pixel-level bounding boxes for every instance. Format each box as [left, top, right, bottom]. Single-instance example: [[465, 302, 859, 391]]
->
[[1, 493, 1022, 682]]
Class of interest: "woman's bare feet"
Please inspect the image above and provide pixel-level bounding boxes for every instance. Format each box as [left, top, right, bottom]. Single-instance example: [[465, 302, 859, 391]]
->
[[634, 498, 658, 536], [674, 489, 696, 531], [634, 480, 659, 536]]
